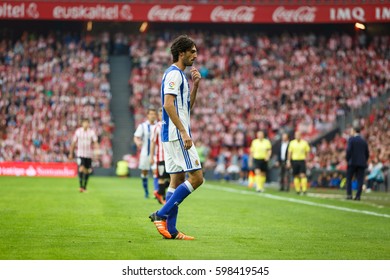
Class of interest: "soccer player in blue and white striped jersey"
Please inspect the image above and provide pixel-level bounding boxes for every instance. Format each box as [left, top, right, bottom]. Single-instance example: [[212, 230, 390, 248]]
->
[[149, 35, 204, 240], [134, 107, 157, 198]]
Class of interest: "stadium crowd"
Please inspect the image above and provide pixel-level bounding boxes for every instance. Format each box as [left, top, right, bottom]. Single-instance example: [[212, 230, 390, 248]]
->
[[0, 32, 113, 167], [129, 31, 390, 167]]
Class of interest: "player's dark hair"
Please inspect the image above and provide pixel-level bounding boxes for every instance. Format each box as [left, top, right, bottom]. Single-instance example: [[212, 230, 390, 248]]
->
[[170, 35, 196, 63], [147, 106, 157, 113]]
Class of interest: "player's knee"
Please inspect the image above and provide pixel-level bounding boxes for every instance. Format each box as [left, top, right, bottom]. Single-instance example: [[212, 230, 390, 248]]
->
[[191, 174, 204, 189]]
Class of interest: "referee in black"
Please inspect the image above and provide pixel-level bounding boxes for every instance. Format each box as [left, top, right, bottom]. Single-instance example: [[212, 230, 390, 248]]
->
[[346, 125, 369, 200]]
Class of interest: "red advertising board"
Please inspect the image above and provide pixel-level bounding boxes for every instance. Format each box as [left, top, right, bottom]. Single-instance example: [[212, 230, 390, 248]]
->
[[0, 162, 78, 177], [0, 2, 389, 23]]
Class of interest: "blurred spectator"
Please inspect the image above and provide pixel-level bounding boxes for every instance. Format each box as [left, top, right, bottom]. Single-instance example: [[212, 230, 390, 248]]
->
[[239, 148, 250, 185], [226, 149, 240, 181], [0, 32, 113, 167], [366, 157, 385, 192]]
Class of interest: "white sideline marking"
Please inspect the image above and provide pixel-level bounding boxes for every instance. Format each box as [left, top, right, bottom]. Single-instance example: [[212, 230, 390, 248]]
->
[[204, 184, 390, 219]]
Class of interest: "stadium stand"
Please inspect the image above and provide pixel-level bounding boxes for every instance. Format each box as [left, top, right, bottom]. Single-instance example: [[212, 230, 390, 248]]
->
[[0, 32, 113, 167]]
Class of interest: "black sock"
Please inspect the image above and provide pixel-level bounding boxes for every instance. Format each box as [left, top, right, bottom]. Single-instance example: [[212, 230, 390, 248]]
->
[[157, 183, 165, 196], [158, 181, 170, 196], [78, 171, 83, 187], [83, 173, 90, 189]]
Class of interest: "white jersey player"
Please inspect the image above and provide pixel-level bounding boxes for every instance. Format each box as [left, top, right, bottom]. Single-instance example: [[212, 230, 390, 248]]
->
[[133, 107, 157, 198], [150, 108, 170, 205]]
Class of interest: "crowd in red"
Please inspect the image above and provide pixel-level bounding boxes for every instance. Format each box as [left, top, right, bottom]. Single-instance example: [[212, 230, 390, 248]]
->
[[129, 31, 389, 164], [311, 99, 390, 171], [0, 32, 113, 167]]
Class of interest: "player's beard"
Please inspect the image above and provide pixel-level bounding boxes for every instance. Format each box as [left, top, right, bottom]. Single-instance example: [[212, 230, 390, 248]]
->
[[184, 57, 194, 66]]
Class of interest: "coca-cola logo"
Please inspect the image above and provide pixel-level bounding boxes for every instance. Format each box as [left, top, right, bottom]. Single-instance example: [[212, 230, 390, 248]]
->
[[210, 6, 256, 22], [148, 5, 193, 22], [272, 6, 317, 23]]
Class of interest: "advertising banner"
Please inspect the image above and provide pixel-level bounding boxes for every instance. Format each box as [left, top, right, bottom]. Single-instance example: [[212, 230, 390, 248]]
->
[[0, 2, 389, 23], [0, 162, 78, 177]]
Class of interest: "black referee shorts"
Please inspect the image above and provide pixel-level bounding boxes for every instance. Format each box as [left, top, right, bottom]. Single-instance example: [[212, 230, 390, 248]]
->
[[291, 160, 306, 176], [253, 159, 268, 172], [77, 157, 92, 169]]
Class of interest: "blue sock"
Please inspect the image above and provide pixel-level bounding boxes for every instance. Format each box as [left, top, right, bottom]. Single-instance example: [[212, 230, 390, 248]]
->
[[142, 177, 148, 197], [157, 181, 193, 218], [153, 177, 159, 191], [166, 190, 178, 234]]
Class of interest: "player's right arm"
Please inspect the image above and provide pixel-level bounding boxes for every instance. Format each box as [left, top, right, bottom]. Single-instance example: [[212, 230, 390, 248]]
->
[[189, 67, 201, 110], [164, 94, 192, 150]]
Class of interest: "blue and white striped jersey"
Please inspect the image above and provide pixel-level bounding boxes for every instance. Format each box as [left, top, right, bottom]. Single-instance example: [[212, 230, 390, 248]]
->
[[161, 64, 191, 142], [134, 120, 155, 157]]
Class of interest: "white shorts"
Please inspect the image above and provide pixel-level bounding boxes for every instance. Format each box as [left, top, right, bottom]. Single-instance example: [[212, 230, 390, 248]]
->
[[138, 154, 156, 171], [163, 140, 202, 173]]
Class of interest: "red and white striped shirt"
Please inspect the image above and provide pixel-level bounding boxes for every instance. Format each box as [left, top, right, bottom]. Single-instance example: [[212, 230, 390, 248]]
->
[[151, 121, 164, 162], [72, 127, 98, 158]]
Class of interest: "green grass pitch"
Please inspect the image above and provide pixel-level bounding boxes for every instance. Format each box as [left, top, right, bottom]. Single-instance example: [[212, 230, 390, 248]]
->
[[0, 176, 389, 260]]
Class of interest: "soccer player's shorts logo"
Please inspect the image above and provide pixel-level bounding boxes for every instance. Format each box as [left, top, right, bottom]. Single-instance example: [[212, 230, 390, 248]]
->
[[195, 160, 199, 166]]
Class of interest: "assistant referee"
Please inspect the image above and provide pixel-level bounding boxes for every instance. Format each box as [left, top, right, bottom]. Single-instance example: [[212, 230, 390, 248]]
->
[[249, 130, 272, 192], [287, 131, 310, 195]]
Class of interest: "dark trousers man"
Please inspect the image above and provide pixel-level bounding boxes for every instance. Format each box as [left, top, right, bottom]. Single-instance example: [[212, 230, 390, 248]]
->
[[280, 162, 290, 191], [346, 165, 366, 200]]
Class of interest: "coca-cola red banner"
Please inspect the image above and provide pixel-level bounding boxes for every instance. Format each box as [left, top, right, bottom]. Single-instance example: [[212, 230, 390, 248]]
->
[[0, 162, 77, 177], [0, 2, 389, 23]]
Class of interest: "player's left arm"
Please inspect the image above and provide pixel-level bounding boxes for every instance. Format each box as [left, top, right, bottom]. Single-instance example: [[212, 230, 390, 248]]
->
[[189, 67, 201, 110], [265, 140, 272, 161], [305, 142, 310, 161], [92, 132, 99, 156]]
